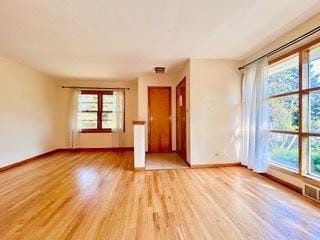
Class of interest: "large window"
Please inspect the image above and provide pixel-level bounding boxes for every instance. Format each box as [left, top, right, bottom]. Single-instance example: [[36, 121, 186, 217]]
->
[[267, 40, 320, 179], [267, 54, 299, 171], [306, 44, 320, 177], [78, 90, 125, 133]]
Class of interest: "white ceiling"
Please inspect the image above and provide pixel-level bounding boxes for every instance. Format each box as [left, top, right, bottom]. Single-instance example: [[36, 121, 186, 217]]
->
[[0, 0, 319, 80]]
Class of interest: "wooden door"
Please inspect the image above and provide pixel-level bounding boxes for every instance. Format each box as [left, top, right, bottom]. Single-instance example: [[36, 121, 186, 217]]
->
[[176, 78, 187, 160], [148, 87, 171, 153]]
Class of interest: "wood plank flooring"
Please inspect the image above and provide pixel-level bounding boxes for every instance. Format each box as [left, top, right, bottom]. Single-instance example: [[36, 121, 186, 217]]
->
[[0, 150, 320, 240], [146, 153, 189, 170]]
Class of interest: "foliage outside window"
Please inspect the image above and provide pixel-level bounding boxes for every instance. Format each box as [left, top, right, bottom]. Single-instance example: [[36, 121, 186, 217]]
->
[[308, 45, 320, 177], [267, 42, 320, 178], [267, 54, 299, 171]]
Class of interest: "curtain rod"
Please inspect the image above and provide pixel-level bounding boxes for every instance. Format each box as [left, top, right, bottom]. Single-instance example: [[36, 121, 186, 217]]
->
[[238, 25, 320, 70], [61, 86, 130, 90]]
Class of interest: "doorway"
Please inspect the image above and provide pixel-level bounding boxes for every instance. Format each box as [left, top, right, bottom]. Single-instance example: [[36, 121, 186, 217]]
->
[[176, 78, 187, 161], [148, 87, 172, 153]]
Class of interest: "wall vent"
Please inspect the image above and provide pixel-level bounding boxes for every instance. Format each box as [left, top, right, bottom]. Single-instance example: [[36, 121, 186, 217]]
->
[[303, 183, 319, 201]]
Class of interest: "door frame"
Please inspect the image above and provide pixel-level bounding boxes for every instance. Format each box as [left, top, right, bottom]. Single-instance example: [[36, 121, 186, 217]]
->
[[148, 86, 172, 153], [176, 77, 187, 161]]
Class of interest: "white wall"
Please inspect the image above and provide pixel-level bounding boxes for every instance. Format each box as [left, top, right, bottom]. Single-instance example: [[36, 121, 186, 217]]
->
[[242, 13, 320, 188], [133, 124, 145, 169], [0, 65, 139, 168], [138, 74, 177, 151], [56, 78, 138, 148], [189, 59, 242, 166], [0, 57, 59, 168], [245, 14, 320, 63]]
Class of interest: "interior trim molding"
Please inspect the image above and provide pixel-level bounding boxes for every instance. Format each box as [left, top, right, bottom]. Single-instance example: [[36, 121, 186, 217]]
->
[[268, 164, 300, 178], [261, 173, 303, 194], [60, 147, 134, 152], [190, 162, 241, 168], [0, 149, 59, 173], [0, 147, 134, 173], [134, 167, 145, 171], [132, 120, 146, 125], [302, 176, 320, 188], [241, 165, 305, 195]]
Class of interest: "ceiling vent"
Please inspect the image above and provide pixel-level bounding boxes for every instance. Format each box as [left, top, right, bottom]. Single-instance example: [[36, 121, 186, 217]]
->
[[154, 67, 165, 74]]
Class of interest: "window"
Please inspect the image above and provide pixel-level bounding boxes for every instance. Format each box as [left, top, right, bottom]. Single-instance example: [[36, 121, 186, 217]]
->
[[306, 44, 320, 177], [308, 46, 320, 88], [267, 39, 320, 180], [267, 54, 299, 172], [78, 90, 125, 133], [309, 137, 320, 177]]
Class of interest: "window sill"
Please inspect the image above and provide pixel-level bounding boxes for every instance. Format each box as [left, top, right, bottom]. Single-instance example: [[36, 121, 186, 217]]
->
[[80, 129, 124, 133], [302, 174, 320, 188], [269, 163, 300, 177], [269, 164, 320, 186], [81, 129, 112, 133]]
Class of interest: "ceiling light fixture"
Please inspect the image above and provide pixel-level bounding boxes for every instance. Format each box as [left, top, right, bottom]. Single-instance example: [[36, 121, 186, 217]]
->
[[154, 67, 165, 74]]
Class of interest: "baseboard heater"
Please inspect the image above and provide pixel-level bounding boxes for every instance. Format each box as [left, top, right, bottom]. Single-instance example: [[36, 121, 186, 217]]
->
[[303, 183, 320, 202]]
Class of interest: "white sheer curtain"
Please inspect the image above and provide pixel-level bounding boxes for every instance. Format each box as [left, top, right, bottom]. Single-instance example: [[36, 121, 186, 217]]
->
[[68, 89, 80, 148], [112, 90, 125, 147], [240, 58, 269, 173]]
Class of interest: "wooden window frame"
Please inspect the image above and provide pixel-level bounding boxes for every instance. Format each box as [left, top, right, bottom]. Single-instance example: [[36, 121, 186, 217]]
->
[[79, 90, 125, 133], [268, 53, 300, 173], [267, 37, 320, 180]]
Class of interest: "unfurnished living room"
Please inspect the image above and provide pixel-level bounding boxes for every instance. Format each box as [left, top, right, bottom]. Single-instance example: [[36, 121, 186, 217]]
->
[[1, 1, 320, 239]]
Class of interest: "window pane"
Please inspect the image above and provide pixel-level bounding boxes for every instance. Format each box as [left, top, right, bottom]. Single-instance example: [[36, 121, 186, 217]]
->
[[79, 102, 98, 111], [78, 112, 97, 121], [78, 94, 98, 111], [78, 120, 97, 129], [102, 112, 116, 129], [102, 121, 116, 129], [103, 95, 114, 111], [309, 46, 320, 88], [267, 55, 299, 96], [102, 112, 124, 129], [78, 112, 97, 129], [268, 95, 299, 131], [79, 94, 98, 103], [102, 112, 114, 121], [269, 133, 298, 171], [309, 91, 320, 132], [310, 137, 320, 177]]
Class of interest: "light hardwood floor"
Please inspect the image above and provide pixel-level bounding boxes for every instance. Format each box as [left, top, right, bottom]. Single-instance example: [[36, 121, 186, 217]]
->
[[146, 153, 189, 170], [0, 150, 320, 240]]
